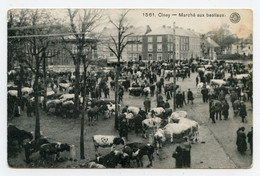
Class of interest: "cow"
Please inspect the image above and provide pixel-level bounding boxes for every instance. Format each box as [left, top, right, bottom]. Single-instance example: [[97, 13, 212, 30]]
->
[[92, 135, 125, 157], [161, 118, 199, 144], [61, 100, 74, 118], [142, 117, 162, 139], [96, 150, 130, 168], [39, 142, 75, 162], [122, 142, 155, 167], [8, 125, 33, 149], [88, 106, 99, 126], [150, 107, 165, 116], [153, 129, 166, 155], [127, 106, 140, 115], [87, 161, 106, 168], [106, 103, 121, 117], [24, 138, 50, 163]]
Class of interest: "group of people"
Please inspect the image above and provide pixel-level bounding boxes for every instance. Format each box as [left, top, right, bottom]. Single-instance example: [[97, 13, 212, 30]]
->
[[236, 127, 253, 156], [176, 89, 194, 108]]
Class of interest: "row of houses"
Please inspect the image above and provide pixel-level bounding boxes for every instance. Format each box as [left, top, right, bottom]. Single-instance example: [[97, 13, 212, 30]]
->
[[98, 23, 206, 62]]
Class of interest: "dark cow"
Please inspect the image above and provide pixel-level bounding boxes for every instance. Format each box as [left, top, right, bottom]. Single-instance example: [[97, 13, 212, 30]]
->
[[96, 150, 130, 168], [123, 142, 154, 167], [39, 142, 74, 162], [88, 106, 99, 126], [24, 138, 50, 163], [8, 125, 33, 149]]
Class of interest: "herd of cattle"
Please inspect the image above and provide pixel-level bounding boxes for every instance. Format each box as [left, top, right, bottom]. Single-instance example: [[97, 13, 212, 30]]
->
[[7, 58, 252, 168], [8, 107, 199, 168]]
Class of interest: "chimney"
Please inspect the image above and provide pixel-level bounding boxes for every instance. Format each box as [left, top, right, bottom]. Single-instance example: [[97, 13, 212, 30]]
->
[[146, 25, 152, 34]]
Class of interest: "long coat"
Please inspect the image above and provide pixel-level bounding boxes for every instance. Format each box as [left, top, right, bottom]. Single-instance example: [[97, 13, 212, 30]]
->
[[222, 102, 229, 116], [236, 130, 247, 153], [239, 104, 247, 117]]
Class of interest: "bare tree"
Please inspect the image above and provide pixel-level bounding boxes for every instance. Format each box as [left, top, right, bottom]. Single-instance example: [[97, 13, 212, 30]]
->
[[8, 9, 58, 139], [60, 9, 102, 159], [108, 10, 133, 129]]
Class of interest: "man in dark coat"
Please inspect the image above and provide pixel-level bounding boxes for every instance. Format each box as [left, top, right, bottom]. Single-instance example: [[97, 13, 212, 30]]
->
[[172, 145, 184, 168], [119, 116, 128, 141], [236, 127, 247, 154], [187, 89, 194, 104], [201, 87, 209, 103], [247, 127, 253, 156], [176, 91, 183, 108], [222, 100, 230, 120], [209, 100, 216, 123], [164, 100, 170, 109], [143, 98, 151, 113], [181, 137, 191, 168], [239, 101, 247, 123], [196, 76, 199, 86]]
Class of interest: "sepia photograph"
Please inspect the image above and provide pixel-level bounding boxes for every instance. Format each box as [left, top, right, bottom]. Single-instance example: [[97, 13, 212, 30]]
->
[[7, 8, 253, 169]]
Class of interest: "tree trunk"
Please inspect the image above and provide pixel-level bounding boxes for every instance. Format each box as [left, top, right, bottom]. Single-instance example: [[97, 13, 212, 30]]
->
[[17, 63, 24, 112], [34, 58, 41, 140], [114, 62, 120, 130], [74, 57, 80, 119], [42, 53, 47, 111], [80, 58, 87, 159]]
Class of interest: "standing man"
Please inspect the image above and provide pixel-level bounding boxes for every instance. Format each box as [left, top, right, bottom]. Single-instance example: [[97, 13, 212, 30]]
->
[[181, 137, 191, 168], [209, 99, 216, 123], [165, 99, 170, 109], [247, 127, 253, 156], [187, 89, 194, 104], [236, 127, 247, 154], [239, 101, 247, 123], [119, 115, 128, 142], [222, 100, 230, 120], [176, 91, 182, 108], [202, 87, 209, 103], [172, 145, 184, 168], [143, 98, 151, 113], [196, 75, 199, 87]]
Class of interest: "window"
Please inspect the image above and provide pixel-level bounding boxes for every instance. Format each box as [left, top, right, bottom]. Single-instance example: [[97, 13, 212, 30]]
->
[[128, 54, 133, 60], [138, 44, 142, 52], [133, 44, 137, 51], [148, 36, 153, 42], [148, 44, 153, 52], [157, 53, 162, 61], [138, 36, 143, 42], [133, 54, 138, 60], [157, 44, 162, 51], [128, 44, 132, 51], [157, 36, 162, 42], [167, 44, 170, 51]]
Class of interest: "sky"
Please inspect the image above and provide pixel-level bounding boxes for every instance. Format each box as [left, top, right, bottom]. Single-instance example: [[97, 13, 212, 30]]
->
[[11, 9, 253, 38]]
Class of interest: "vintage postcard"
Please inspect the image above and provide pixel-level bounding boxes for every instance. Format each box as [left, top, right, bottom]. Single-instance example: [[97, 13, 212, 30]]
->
[[7, 9, 253, 169]]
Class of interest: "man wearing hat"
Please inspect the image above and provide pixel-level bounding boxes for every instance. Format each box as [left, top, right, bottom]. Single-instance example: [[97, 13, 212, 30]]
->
[[181, 136, 192, 168], [239, 101, 247, 123]]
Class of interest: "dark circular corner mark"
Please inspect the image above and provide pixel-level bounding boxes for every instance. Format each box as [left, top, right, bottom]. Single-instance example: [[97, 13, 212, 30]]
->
[[230, 12, 241, 24]]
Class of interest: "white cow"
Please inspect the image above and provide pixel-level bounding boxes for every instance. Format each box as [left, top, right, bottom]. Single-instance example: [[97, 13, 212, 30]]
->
[[92, 135, 125, 156], [87, 162, 106, 168], [128, 106, 140, 115], [151, 107, 165, 116], [168, 111, 188, 123], [142, 117, 162, 138]]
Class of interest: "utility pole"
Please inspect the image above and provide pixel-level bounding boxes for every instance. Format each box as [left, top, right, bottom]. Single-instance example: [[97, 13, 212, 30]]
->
[[172, 22, 176, 110]]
